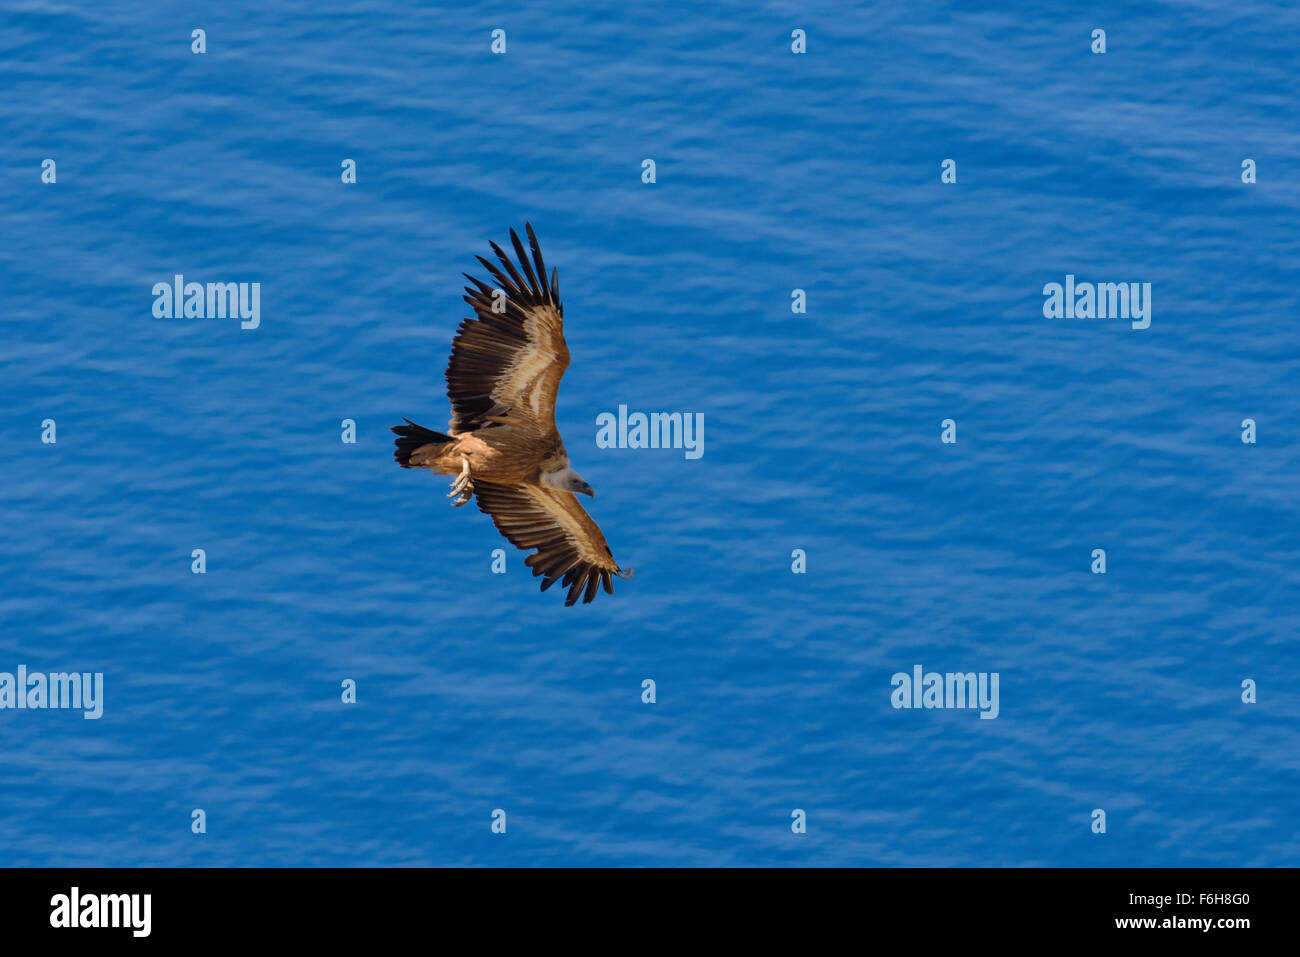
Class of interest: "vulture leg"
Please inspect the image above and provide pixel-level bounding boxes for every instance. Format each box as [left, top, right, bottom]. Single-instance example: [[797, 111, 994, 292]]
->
[[447, 457, 474, 507]]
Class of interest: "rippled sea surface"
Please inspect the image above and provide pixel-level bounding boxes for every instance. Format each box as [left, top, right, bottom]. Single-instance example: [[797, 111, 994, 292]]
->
[[1, 1, 1297, 866]]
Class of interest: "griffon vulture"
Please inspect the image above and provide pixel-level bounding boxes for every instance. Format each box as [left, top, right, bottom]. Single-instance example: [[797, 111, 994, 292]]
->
[[391, 224, 632, 606]]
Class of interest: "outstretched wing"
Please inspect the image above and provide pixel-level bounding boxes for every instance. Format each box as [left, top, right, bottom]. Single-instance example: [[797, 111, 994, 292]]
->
[[473, 481, 631, 606], [447, 223, 568, 434]]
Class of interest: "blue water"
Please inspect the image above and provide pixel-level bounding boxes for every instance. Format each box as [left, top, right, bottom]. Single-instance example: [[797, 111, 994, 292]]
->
[[1, 1, 1297, 867]]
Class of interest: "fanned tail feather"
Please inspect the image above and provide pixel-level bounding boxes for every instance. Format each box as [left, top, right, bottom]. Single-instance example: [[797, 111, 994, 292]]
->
[[391, 418, 453, 468]]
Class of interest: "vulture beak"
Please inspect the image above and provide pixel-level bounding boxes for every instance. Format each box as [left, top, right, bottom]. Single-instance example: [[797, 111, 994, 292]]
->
[[576, 481, 595, 498]]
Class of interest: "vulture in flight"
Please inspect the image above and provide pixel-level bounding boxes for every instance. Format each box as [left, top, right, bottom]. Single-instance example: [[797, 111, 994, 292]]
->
[[391, 224, 632, 605]]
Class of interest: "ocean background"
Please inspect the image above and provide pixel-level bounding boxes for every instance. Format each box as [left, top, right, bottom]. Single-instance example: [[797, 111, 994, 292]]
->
[[0, 0, 1297, 866]]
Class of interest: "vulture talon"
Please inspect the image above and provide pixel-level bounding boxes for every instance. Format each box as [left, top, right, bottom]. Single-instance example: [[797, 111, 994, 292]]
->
[[446, 458, 473, 502]]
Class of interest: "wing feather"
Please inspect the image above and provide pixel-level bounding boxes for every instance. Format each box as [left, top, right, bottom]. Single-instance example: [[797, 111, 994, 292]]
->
[[446, 224, 568, 433], [509, 229, 542, 297], [529, 225, 552, 300], [473, 481, 629, 606]]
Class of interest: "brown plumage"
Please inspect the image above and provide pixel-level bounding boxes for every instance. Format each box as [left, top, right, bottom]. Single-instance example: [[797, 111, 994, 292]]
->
[[391, 224, 632, 606]]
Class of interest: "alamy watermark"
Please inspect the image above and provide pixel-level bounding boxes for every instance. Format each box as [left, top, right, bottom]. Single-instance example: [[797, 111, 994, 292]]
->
[[891, 665, 999, 719], [595, 405, 704, 459], [0, 666, 103, 719], [152, 275, 260, 329], [1043, 274, 1151, 330], [50, 887, 150, 937]]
